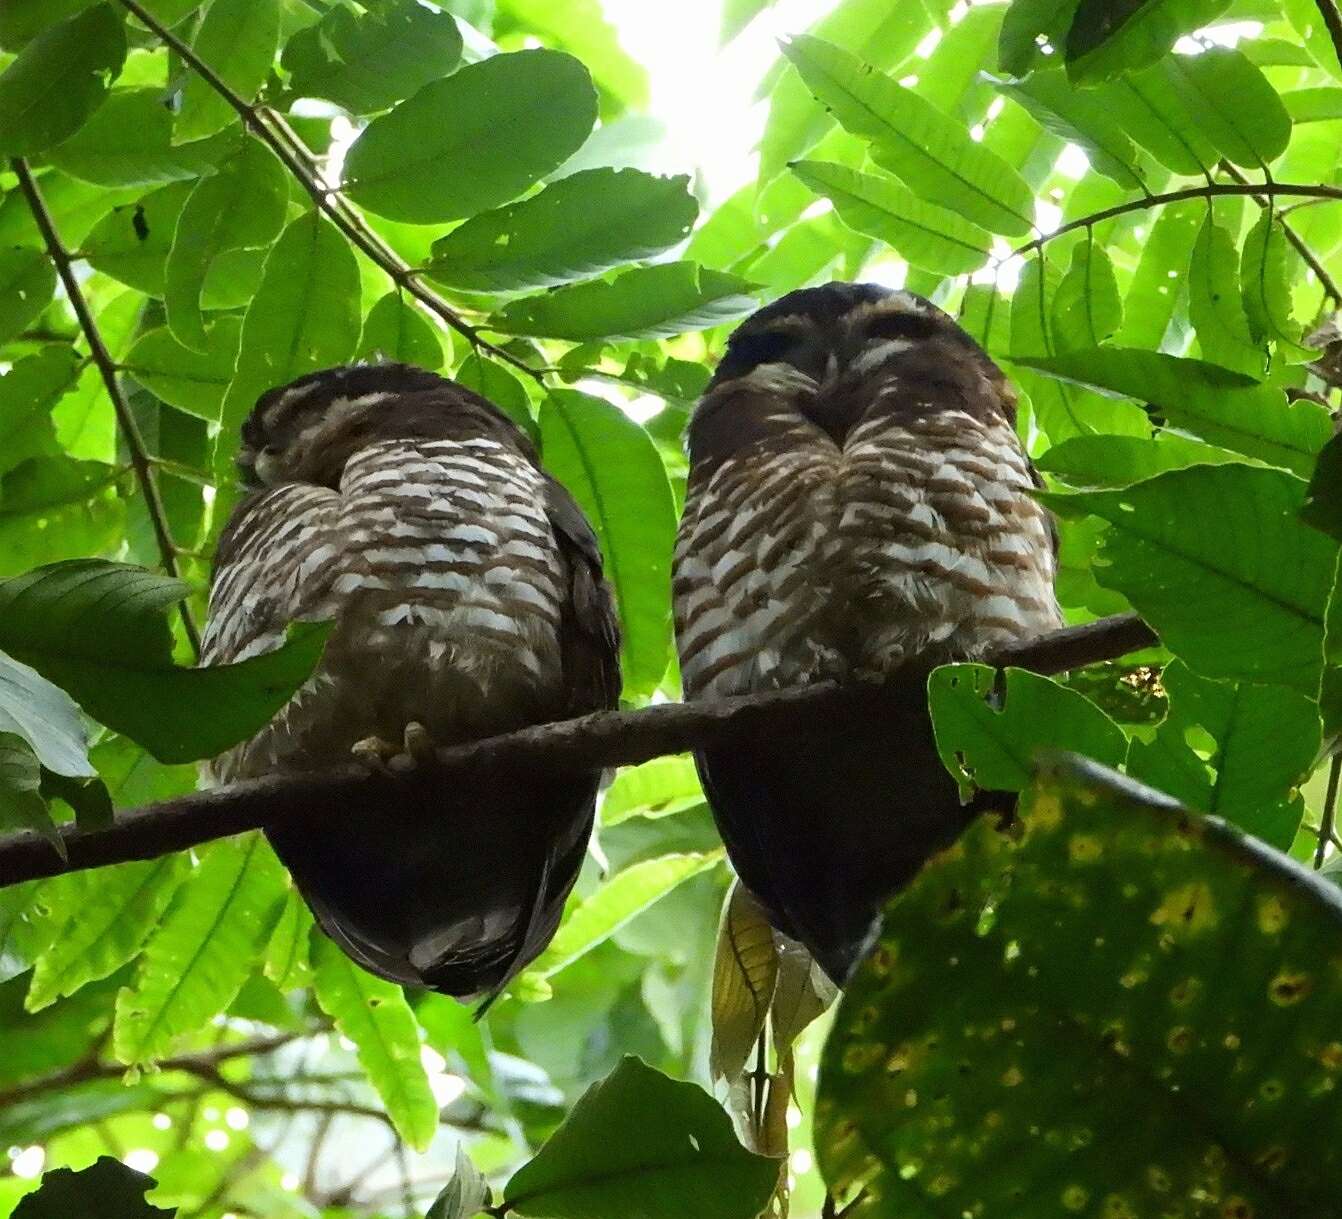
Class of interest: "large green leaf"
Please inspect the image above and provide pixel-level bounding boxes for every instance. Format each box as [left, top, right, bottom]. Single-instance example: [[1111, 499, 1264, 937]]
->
[[1240, 211, 1315, 361], [45, 88, 235, 188], [1036, 433, 1246, 487], [176, 0, 280, 142], [0, 559, 331, 763], [165, 139, 288, 352], [790, 161, 991, 276], [123, 317, 242, 422], [928, 665, 1127, 798], [0, 348, 81, 478], [311, 934, 438, 1150], [1159, 47, 1292, 169], [1188, 214, 1263, 376], [1128, 660, 1319, 850], [1095, 66, 1218, 175], [25, 854, 190, 1011], [1050, 242, 1122, 351], [495, 262, 758, 343], [1114, 198, 1201, 350], [782, 35, 1034, 236], [356, 292, 443, 370], [1017, 347, 1332, 476], [0, 4, 126, 156], [113, 835, 288, 1065], [281, 0, 462, 115], [344, 50, 597, 223], [504, 1056, 777, 1219], [0, 248, 56, 350], [1044, 464, 1339, 692], [426, 169, 698, 293], [214, 210, 361, 484], [819, 755, 1342, 1214], [539, 389, 676, 695]]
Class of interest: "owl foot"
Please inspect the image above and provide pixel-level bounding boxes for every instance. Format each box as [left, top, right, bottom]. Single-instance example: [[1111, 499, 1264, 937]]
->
[[351, 722, 437, 774]]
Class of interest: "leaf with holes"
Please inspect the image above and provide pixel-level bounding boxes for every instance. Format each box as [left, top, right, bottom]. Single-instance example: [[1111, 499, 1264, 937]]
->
[[113, 835, 288, 1065], [818, 754, 1342, 1216], [311, 934, 438, 1149], [1043, 464, 1339, 692], [504, 1056, 778, 1219], [540, 389, 676, 694]]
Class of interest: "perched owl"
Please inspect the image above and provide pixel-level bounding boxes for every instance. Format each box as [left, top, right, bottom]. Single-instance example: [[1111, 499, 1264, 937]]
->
[[673, 284, 1062, 983], [203, 363, 619, 1000]]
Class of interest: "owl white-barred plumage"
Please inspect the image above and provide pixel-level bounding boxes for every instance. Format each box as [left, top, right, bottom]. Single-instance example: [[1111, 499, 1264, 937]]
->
[[203, 364, 618, 1000], [673, 284, 1061, 982]]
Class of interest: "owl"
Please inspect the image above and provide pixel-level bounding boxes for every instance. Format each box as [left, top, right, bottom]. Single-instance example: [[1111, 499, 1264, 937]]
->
[[673, 284, 1062, 983], [203, 363, 619, 1000]]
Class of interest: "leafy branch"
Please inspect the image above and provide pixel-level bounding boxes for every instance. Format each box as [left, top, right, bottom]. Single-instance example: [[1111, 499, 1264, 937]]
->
[[0, 612, 1156, 888], [115, 0, 546, 385], [10, 158, 202, 657], [1008, 180, 1342, 261]]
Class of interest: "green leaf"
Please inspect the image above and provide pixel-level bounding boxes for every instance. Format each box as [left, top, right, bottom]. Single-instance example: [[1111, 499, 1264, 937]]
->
[[722, 0, 773, 41], [454, 353, 534, 439], [601, 756, 703, 825], [1050, 242, 1121, 351], [997, 0, 1078, 76], [0, 4, 126, 156], [0, 459, 126, 577], [357, 292, 443, 370], [0, 649, 93, 779], [504, 1056, 777, 1219], [176, 0, 280, 143], [1065, 0, 1232, 82], [262, 887, 312, 992], [1036, 433, 1246, 487], [1282, 86, 1342, 123], [1114, 198, 1201, 350], [311, 934, 438, 1150], [1128, 660, 1318, 850], [165, 139, 288, 352], [819, 755, 1342, 1215], [123, 317, 241, 422], [344, 49, 597, 223], [990, 69, 1146, 190], [427, 1145, 492, 1219], [781, 35, 1034, 236], [496, 262, 758, 343], [26, 854, 190, 1011], [0, 559, 332, 763], [540, 389, 676, 695], [790, 161, 991, 276], [1241, 210, 1314, 360], [0, 248, 56, 350], [426, 169, 698, 293], [1159, 47, 1293, 169], [1043, 464, 1339, 692], [522, 851, 722, 983], [281, 0, 462, 114], [113, 835, 287, 1064], [0, 348, 82, 478], [81, 182, 190, 297], [1303, 432, 1342, 543], [46, 87, 236, 188], [929, 665, 1127, 798], [1188, 214, 1262, 377], [1095, 66, 1218, 176], [13, 1157, 174, 1219], [0, 734, 60, 849], [1016, 347, 1332, 476], [215, 210, 361, 484]]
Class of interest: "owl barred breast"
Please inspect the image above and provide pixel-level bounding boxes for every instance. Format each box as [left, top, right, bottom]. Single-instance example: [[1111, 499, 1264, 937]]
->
[[673, 284, 1062, 983], [203, 364, 619, 1000]]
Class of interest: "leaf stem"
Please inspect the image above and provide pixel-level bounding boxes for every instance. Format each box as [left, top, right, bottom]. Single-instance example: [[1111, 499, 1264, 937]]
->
[[1314, 753, 1341, 870], [115, 0, 547, 386], [10, 158, 202, 658], [1008, 181, 1342, 261]]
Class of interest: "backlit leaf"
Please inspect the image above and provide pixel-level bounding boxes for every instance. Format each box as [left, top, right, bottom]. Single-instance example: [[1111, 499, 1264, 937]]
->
[[0, 248, 56, 350], [357, 293, 444, 370], [123, 318, 242, 422], [176, 0, 281, 143], [1188, 215, 1262, 376]]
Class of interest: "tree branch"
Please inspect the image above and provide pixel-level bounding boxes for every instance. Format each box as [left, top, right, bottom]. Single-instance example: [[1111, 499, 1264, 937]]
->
[[115, 0, 545, 385], [0, 613, 1157, 889], [1315, 0, 1342, 74], [11, 159, 202, 657], [1009, 181, 1342, 261]]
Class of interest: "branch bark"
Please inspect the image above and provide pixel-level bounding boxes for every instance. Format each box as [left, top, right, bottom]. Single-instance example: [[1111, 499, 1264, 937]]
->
[[11, 159, 202, 656], [1315, 0, 1342, 74], [0, 613, 1157, 889]]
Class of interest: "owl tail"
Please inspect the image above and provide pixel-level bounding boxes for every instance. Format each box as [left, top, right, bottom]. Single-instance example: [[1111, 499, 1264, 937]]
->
[[266, 766, 596, 1002], [695, 678, 995, 985]]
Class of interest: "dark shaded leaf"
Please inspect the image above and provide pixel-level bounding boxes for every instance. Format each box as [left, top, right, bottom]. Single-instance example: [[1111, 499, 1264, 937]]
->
[[14, 1156, 174, 1219], [1065, 0, 1232, 82], [0, 734, 60, 852]]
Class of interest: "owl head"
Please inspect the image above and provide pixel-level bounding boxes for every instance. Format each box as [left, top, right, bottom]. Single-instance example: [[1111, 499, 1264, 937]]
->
[[237, 363, 527, 489]]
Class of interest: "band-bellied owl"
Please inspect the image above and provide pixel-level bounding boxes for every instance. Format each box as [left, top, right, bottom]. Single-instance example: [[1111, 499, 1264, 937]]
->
[[203, 363, 619, 1000], [673, 284, 1062, 983]]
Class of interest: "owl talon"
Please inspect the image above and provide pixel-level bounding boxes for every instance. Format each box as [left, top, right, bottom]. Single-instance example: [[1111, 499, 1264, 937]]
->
[[402, 721, 437, 764], [351, 735, 399, 773]]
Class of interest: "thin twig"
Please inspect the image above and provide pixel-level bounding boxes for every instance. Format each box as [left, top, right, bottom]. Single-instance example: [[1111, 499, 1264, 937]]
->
[[0, 613, 1157, 888], [1315, 0, 1342, 73], [1314, 754, 1341, 870], [11, 159, 202, 657], [1219, 163, 1342, 305], [115, 0, 545, 384], [1009, 181, 1342, 261]]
